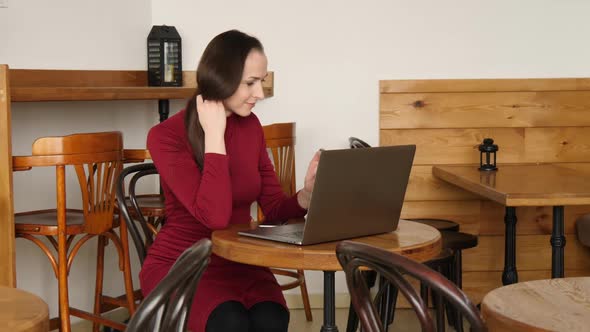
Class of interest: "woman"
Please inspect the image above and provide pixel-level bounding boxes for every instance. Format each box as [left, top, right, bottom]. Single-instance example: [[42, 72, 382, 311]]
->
[[141, 29, 319, 332]]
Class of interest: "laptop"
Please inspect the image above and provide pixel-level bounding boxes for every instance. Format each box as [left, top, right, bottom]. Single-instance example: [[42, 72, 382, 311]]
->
[[238, 145, 416, 245]]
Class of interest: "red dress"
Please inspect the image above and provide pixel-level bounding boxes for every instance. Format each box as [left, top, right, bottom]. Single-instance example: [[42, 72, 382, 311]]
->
[[140, 110, 307, 332]]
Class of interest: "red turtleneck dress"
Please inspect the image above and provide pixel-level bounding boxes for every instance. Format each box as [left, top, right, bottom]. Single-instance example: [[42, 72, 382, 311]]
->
[[140, 110, 307, 332]]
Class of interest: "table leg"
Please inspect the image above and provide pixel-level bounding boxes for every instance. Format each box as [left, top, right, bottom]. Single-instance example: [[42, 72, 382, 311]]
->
[[502, 207, 518, 285], [551, 206, 566, 278], [158, 99, 170, 122], [321, 271, 338, 332]]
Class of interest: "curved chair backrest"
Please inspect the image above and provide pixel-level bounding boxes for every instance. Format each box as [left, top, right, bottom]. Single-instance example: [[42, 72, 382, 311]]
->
[[126, 238, 212, 332], [258, 122, 296, 220], [349, 137, 371, 149], [116, 162, 160, 264], [336, 240, 486, 332], [12, 131, 124, 235]]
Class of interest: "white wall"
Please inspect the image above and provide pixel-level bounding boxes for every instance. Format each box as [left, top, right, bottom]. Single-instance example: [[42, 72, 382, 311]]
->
[[0, 0, 154, 321], [2, 0, 590, 319], [152, 0, 590, 297]]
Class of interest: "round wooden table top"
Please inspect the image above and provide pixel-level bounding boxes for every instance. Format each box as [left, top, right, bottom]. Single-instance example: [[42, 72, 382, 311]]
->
[[482, 277, 590, 332], [0, 286, 49, 332], [212, 219, 442, 271]]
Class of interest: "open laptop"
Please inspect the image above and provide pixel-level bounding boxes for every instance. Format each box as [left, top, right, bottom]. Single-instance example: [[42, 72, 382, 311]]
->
[[238, 145, 416, 245]]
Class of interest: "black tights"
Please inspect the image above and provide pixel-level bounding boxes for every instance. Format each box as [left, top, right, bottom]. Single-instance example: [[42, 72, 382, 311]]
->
[[205, 301, 289, 332]]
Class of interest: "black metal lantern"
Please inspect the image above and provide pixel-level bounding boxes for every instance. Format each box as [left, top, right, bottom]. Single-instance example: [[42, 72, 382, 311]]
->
[[479, 138, 498, 171], [147, 25, 182, 86]]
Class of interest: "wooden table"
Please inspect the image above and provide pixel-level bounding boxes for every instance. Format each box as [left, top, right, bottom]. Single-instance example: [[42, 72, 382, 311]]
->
[[481, 277, 590, 331], [433, 164, 590, 284], [0, 286, 49, 332], [212, 220, 442, 332]]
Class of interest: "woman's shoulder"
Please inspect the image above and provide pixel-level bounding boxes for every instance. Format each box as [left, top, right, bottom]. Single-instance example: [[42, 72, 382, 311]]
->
[[147, 109, 188, 150]]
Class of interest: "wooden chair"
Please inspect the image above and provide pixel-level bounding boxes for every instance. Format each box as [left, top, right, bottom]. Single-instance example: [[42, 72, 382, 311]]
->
[[346, 136, 477, 332], [12, 132, 134, 332], [121, 149, 165, 244], [336, 240, 486, 332], [257, 122, 313, 321], [126, 238, 211, 332]]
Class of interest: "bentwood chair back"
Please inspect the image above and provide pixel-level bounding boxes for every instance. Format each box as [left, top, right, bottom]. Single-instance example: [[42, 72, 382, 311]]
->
[[116, 162, 161, 264], [336, 241, 486, 332], [126, 239, 212, 332]]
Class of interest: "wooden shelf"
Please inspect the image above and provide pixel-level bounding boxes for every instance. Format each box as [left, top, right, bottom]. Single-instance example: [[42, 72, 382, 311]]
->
[[11, 86, 195, 102], [10, 69, 274, 102]]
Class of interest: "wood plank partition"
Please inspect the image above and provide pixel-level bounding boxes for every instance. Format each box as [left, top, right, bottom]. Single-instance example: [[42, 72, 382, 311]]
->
[[0, 65, 15, 287], [380, 78, 590, 303]]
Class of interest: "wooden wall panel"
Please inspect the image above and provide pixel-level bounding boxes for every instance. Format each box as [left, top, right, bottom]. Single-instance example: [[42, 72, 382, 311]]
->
[[405, 166, 480, 201], [380, 127, 590, 165], [463, 235, 590, 271], [380, 77, 590, 303], [0, 65, 15, 287], [401, 200, 481, 234], [380, 91, 590, 129], [379, 78, 590, 94], [479, 202, 590, 235]]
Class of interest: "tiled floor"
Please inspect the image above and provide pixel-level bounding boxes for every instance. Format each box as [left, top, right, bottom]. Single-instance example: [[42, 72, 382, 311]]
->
[[70, 307, 448, 331]]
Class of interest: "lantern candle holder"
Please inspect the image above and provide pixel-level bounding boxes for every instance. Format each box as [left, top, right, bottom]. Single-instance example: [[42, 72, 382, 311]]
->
[[479, 138, 498, 171], [147, 25, 183, 87]]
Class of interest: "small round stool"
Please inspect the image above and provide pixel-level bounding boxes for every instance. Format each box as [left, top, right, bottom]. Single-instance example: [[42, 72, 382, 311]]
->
[[407, 218, 460, 232], [0, 286, 49, 332]]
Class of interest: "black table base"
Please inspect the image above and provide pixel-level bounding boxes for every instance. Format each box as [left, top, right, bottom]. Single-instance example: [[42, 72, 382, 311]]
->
[[502, 205, 566, 285], [321, 271, 338, 332]]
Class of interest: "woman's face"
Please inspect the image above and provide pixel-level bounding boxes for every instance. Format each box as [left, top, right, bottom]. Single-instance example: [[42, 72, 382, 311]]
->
[[224, 49, 268, 117]]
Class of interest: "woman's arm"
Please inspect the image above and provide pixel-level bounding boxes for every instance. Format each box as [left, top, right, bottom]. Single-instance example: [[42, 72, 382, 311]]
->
[[148, 125, 232, 230], [148, 97, 232, 230]]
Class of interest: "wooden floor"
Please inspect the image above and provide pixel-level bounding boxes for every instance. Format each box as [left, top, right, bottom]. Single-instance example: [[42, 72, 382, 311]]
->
[[69, 308, 453, 332]]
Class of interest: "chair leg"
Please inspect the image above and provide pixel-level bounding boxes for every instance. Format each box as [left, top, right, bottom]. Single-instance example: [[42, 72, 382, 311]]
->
[[346, 270, 377, 332], [432, 290, 446, 332], [298, 269, 313, 321], [93, 235, 106, 332], [453, 250, 464, 332], [345, 302, 359, 332], [120, 219, 137, 314], [57, 234, 72, 332]]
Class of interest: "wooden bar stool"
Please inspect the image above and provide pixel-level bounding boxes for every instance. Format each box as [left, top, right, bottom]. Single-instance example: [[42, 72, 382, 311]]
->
[[12, 132, 135, 332], [258, 122, 313, 321]]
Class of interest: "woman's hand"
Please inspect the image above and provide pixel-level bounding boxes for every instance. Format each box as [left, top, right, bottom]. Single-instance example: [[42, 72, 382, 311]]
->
[[297, 150, 321, 209], [196, 95, 227, 154]]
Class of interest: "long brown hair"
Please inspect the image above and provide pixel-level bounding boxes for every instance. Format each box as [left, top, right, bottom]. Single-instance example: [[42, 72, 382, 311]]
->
[[185, 30, 264, 170]]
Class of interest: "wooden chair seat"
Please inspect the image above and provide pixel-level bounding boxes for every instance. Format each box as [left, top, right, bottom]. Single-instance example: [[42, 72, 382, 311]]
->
[[15, 209, 85, 234], [119, 194, 165, 218]]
